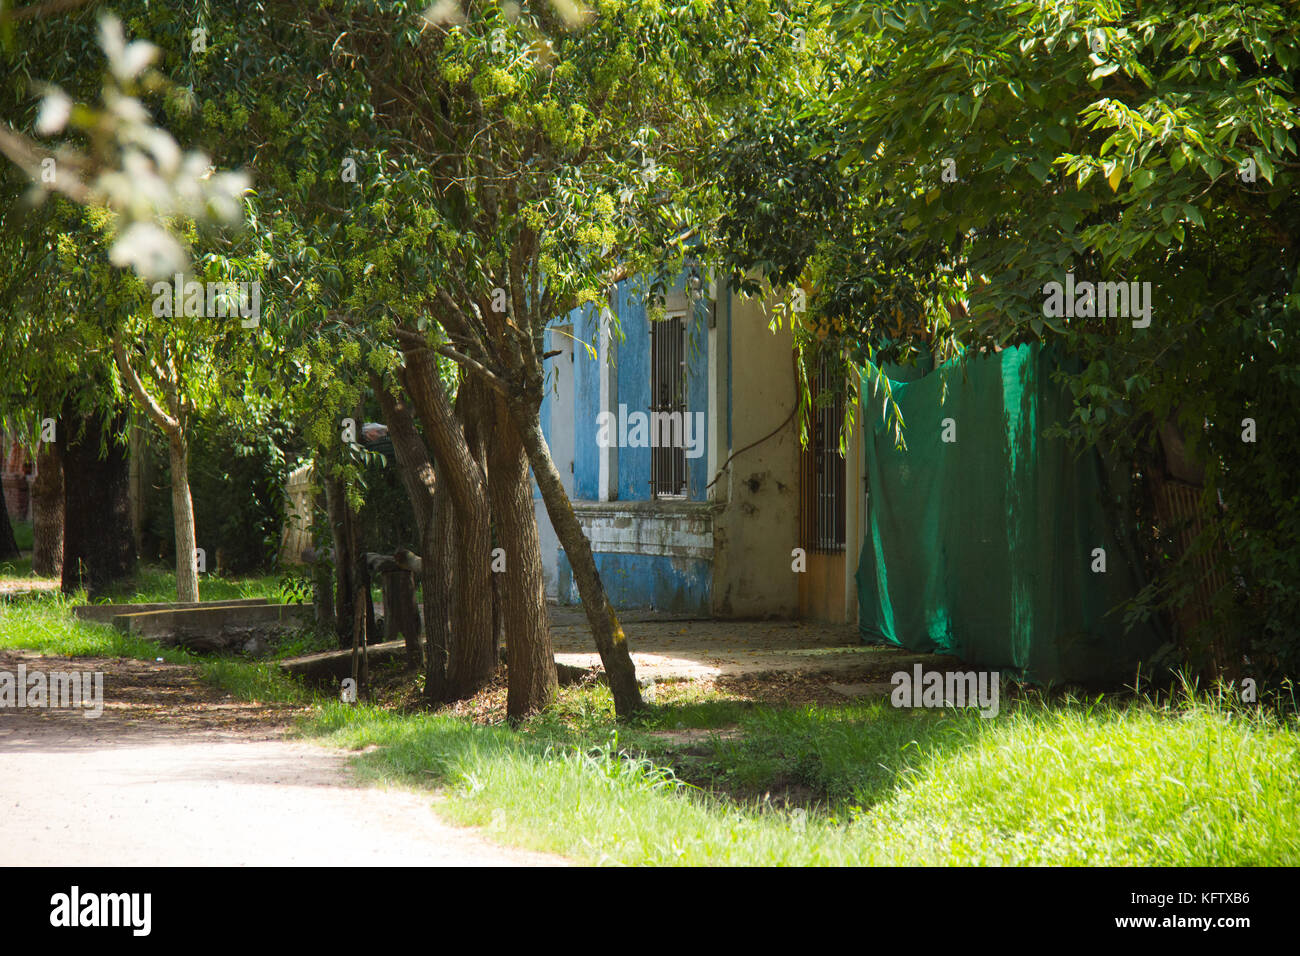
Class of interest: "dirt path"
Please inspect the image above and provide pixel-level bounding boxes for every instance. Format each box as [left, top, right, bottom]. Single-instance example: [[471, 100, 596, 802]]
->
[[0, 651, 563, 867]]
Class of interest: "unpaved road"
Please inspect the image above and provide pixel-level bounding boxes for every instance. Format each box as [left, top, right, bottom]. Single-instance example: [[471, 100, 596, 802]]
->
[[0, 651, 563, 867]]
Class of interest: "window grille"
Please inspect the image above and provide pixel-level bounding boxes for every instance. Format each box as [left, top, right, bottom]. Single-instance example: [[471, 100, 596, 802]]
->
[[650, 313, 687, 498], [799, 351, 846, 552]]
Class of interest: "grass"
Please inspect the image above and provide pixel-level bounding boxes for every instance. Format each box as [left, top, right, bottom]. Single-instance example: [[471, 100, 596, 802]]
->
[[89, 564, 287, 604], [304, 679, 1300, 866], [0, 555, 35, 578], [0, 592, 312, 704], [0, 554, 288, 605]]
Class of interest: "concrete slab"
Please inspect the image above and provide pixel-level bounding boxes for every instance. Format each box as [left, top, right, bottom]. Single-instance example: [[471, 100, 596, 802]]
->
[[113, 602, 311, 651], [74, 597, 268, 623]]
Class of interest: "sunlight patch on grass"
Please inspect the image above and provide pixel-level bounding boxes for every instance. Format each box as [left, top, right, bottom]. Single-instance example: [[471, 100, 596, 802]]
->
[[305, 687, 1300, 866], [87, 565, 286, 605]]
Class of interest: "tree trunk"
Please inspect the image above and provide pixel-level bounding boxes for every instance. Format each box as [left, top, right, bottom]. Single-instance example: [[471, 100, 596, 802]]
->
[[371, 370, 442, 679], [381, 568, 422, 667], [489, 399, 557, 721], [0, 493, 19, 561], [311, 490, 335, 631], [350, 573, 369, 699], [323, 469, 356, 649], [167, 432, 200, 603], [511, 403, 644, 719], [31, 439, 64, 576], [60, 403, 136, 597], [347, 402, 378, 651], [445, 376, 498, 697], [371, 371, 435, 542], [358, 550, 379, 645], [128, 412, 147, 557], [421, 477, 454, 702], [398, 347, 496, 701]]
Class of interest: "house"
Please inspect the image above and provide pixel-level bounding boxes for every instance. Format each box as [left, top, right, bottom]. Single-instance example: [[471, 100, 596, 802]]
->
[[536, 269, 865, 624]]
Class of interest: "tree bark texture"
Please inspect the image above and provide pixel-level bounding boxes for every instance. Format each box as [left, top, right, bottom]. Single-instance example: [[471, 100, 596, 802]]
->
[[488, 396, 557, 721], [32, 438, 64, 576], [511, 404, 643, 719], [60, 402, 136, 597]]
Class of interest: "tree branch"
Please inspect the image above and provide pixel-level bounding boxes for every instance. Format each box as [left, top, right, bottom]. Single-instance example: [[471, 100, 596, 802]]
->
[[112, 336, 180, 435]]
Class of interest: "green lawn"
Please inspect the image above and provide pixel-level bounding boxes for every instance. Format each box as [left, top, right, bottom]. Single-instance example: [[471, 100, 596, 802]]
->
[[89, 564, 288, 604], [0, 565, 318, 703], [307, 679, 1300, 866], [3, 571, 1297, 866], [0, 556, 288, 604]]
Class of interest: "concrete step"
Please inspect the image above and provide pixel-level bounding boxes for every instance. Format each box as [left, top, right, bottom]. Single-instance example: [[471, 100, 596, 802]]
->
[[112, 602, 312, 652], [74, 598, 268, 624]]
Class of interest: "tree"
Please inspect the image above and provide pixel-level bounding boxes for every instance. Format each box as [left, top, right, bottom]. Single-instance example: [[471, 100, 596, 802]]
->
[[0, 498, 19, 563], [60, 393, 137, 596], [717, 0, 1300, 677], [1, 8, 252, 599], [337, 0, 807, 718], [4, 0, 808, 720], [30, 439, 64, 576], [112, 327, 203, 602]]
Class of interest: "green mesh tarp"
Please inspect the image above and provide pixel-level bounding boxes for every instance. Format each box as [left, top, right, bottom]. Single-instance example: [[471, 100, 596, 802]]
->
[[856, 343, 1164, 685]]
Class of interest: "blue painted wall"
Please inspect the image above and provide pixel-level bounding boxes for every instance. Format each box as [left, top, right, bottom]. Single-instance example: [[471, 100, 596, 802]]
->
[[540, 325, 557, 462], [539, 268, 715, 614], [686, 293, 709, 500], [614, 280, 652, 501], [542, 269, 713, 504], [570, 303, 601, 501], [610, 273, 710, 502], [557, 551, 711, 615]]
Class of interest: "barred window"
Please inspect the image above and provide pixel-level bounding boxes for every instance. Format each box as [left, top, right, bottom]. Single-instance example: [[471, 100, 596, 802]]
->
[[799, 351, 846, 552], [649, 313, 687, 498]]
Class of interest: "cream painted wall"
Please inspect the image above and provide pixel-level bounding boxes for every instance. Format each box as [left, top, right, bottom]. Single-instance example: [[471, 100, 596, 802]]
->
[[710, 291, 801, 618]]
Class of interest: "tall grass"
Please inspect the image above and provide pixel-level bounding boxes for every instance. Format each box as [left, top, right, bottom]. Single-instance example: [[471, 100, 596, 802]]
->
[[307, 687, 1300, 866], [0, 555, 35, 579]]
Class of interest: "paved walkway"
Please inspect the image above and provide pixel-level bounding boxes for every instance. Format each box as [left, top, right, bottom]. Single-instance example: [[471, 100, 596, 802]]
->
[[548, 609, 932, 682], [0, 651, 564, 867]]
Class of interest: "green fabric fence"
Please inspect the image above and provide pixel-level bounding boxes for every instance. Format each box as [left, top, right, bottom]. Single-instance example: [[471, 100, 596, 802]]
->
[[856, 343, 1164, 685]]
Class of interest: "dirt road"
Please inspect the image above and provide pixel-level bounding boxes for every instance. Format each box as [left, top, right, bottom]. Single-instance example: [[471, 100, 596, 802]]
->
[[0, 651, 563, 867]]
